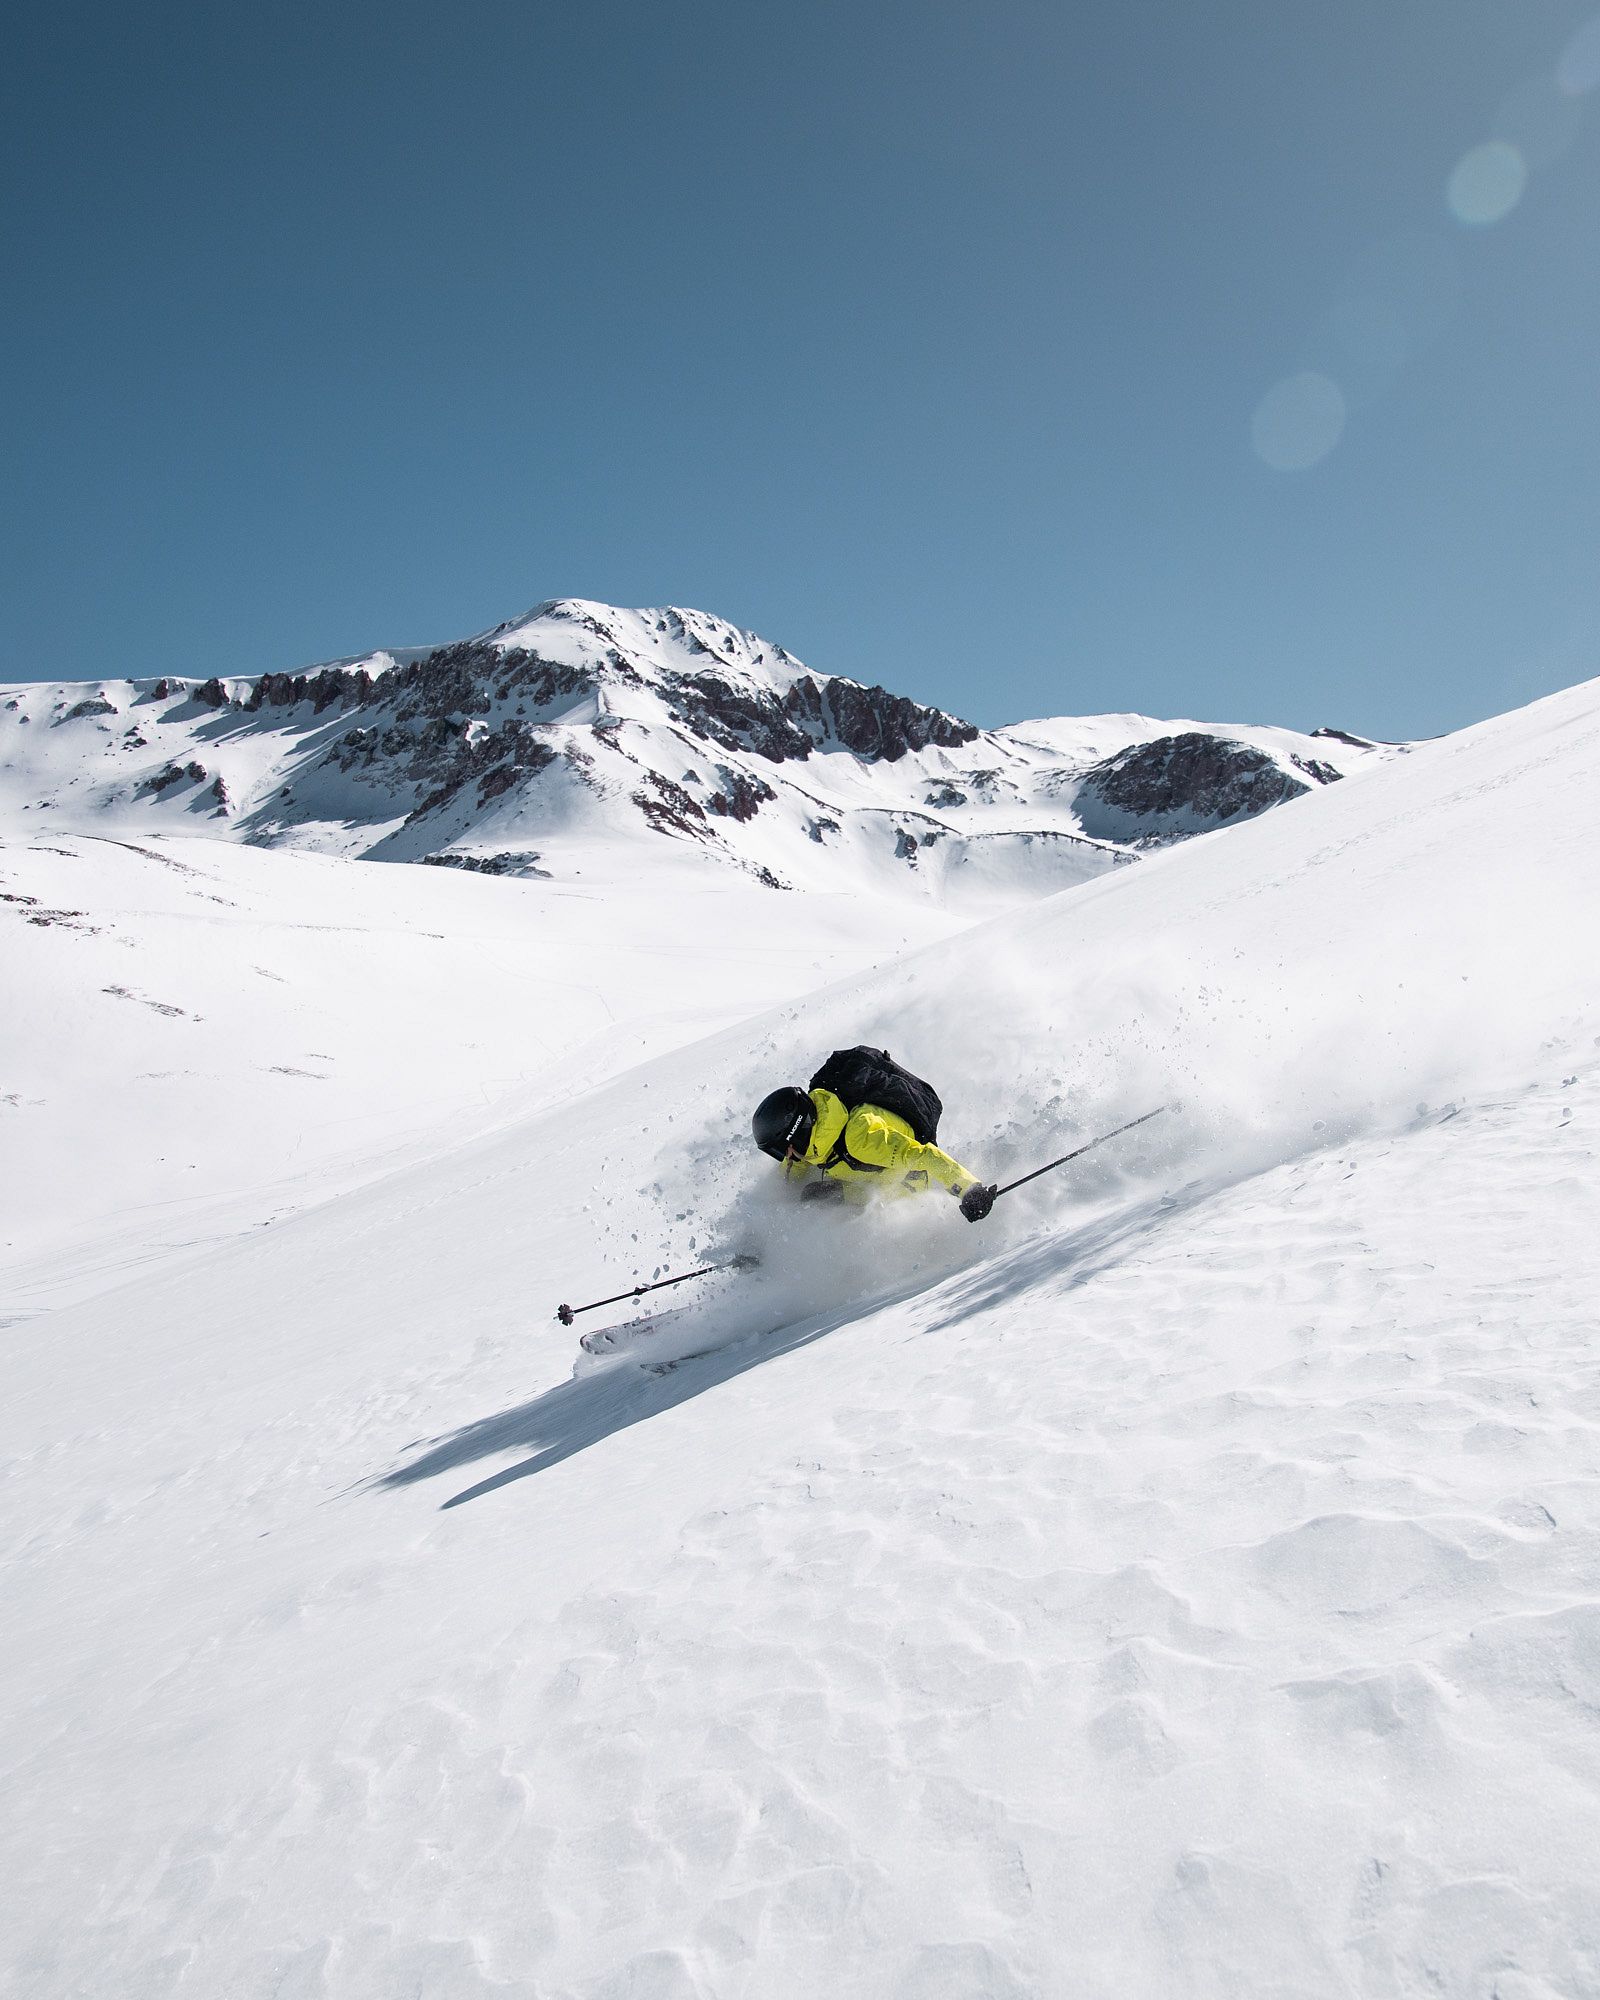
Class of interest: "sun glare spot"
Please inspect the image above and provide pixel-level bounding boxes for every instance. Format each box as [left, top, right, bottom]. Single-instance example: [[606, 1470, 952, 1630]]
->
[[1251, 372, 1347, 472], [1446, 141, 1528, 225], [1558, 13, 1600, 95]]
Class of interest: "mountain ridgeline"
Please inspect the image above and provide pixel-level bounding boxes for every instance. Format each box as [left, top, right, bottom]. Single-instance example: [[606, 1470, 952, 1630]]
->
[[0, 599, 1387, 905]]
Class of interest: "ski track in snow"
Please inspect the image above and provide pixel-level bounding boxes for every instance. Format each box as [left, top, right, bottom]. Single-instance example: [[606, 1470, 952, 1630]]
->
[[4, 676, 1600, 1996]]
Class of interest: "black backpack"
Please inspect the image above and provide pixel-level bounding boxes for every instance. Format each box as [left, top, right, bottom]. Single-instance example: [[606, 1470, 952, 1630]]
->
[[809, 1046, 943, 1146]]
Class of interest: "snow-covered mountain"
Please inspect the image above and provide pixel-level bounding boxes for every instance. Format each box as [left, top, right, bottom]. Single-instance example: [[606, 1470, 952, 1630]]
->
[[0, 598, 1386, 905], [8, 620, 1597, 1996]]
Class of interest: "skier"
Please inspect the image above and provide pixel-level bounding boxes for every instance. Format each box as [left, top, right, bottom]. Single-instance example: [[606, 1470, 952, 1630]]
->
[[751, 1046, 997, 1221]]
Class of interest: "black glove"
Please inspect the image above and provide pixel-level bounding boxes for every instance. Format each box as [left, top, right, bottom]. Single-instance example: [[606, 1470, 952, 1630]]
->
[[958, 1182, 997, 1223]]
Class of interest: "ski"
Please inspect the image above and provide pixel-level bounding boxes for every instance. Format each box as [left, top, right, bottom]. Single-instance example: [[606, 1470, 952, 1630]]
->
[[578, 1308, 689, 1357]]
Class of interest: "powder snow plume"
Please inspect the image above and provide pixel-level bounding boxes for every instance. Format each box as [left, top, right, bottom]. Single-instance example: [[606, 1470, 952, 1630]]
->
[[636, 678, 1600, 1344]]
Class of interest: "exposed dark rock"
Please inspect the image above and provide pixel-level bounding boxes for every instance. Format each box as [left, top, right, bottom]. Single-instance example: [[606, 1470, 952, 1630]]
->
[[469, 742, 558, 807], [820, 676, 976, 761], [407, 781, 458, 823], [252, 636, 977, 866], [705, 770, 775, 821], [241, 666, 368, 713], [25, 607, 1337, 887], [602, 647, 644, 687], [545, 602, 617, 645], [421, 850, 550, 878], [378, 642, 588, 724], [659, 667, 976, 767], [633, 772, 710, 839], [62, 697, 116, 721], [476, 764, 519, 805], [381, 645, 491, 722], [18, 902, 95, 930], [244, 676, 289, 710], [963, 768, 1007, 799], [782, 675, 825, 735], [1311, 726, 1374, 749], [1079, 733, 1309, 834], [330, 711, 559, 824], [101, 983, 189, 1017], [662, 670, 814, 762], [142, 760, 209, 795], [660, 608, 715, 657]]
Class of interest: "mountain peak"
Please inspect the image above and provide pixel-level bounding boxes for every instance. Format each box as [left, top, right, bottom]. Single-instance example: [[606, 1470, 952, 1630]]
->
[[474, 599, 810, 699], [0, 596, 1392, 905]]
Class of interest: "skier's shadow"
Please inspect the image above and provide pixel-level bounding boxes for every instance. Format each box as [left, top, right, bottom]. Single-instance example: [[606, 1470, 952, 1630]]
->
[[375, 1311, 854, 1509], [375, 1179, 1217, 1510]]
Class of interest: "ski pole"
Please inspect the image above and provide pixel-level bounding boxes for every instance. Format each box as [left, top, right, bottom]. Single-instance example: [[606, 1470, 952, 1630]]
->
[[990, 1105, 1170, 1203], [556, 1255, 758, 1326]]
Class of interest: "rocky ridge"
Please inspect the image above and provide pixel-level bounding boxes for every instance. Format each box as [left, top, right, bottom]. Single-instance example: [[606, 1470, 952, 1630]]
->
[[0, 600, 1391, 907]]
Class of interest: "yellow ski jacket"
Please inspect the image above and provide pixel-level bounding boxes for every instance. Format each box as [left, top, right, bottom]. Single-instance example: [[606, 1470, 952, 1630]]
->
[[783, 1087, 979, 1202]]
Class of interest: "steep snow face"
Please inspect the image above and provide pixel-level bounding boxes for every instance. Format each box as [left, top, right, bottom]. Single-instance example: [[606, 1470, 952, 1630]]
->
[[3, 671, 1599, 1997], [0, 600, 1388, 907]]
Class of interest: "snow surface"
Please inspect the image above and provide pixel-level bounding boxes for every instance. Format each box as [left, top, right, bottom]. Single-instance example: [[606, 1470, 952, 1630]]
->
[[4, 670, 1600, 1996], [0, 600, 1385, 907], [0, 836, 959, 1316]]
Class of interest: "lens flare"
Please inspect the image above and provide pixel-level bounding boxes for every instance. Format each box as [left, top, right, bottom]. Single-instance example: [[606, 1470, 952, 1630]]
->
[[1447, 141, 1528, 225], [1250, 372, 1347, 472]]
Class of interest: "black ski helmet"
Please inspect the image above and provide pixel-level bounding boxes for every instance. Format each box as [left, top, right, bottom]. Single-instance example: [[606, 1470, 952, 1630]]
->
[[752, 1086, 815, 1161]]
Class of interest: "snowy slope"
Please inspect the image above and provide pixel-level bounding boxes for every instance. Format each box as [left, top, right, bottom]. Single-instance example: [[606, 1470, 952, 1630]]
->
[[0, 598, 1385, 908], [0, 833, 961, 1317], [4, 674, 1599, 1997]]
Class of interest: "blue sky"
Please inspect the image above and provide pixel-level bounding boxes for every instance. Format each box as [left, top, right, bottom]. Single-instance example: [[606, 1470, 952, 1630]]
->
[[4, 0, 1598, 738]]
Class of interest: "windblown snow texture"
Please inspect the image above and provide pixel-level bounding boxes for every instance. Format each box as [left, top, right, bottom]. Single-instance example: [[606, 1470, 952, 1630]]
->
[[3, 620, 1599, 1998]]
